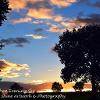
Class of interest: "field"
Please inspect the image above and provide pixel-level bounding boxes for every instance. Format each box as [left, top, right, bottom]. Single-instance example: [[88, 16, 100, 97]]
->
[[1, 92, 100, 100]]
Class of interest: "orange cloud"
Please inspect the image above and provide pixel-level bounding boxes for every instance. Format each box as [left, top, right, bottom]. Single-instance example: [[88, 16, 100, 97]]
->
[[48, 25, 64, 33], [61, 22, 76, 27], [9, 0, 43, 11], [9, 0, 85, 31], [0, 59, 30, 78], [53, 15, 64, 22], [12, 17, 32, 24], [50, 0, 77, 7], [31, 80, 47, 84], [9, 0, 77, 12], [27, 8, 53, 19], [61, 21, 86, 29], [49, 26, 60, 32], [9, 0, 26, 11]]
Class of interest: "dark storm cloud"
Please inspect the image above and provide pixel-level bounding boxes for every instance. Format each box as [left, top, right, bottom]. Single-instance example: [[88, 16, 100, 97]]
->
[[76, 14, 100, 24], [1, 37, 30, 47]]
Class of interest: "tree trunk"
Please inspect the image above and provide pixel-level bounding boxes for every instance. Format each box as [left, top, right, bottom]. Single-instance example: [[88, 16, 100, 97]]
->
[[91, 77, 96, 99], [91, 64, 97, 100], [90, 58, 96, 92], [91, 72, 96, 93]]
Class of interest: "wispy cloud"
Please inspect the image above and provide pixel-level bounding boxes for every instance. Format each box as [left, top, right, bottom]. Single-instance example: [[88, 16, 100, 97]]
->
[[12, 17, 32, 24], [9, 0, 79, 31], [1, 37, 30, 47], [9, 0, 100, 33], [9, 0, 26, 11], [76, 14, 100, 24], [9, 0, 53, 19], [0, 59, 30, 78], [47, 69, 54, 72], [9, 0, 77, 11], [31, 80, 47, 84], [9, 0, 76, 21], [48, 25, 64, 33], [27, 8, 53, 19], [0, 35, 47, 48], [61, 21, 86, 29], [50, 0, 77, 7], [25, 34, 47, 39], [34, 28, 44, 32], [48, 25, 60, 32], [24, 73, 31, 77], [53, 15, 64, 22], [32, 20, 44, 24]]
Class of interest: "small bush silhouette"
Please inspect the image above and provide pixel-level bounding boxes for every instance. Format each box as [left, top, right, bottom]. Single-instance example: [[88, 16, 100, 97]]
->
[[8, 83, 24, 95], [73, 81, 84, 92], [10, 83, 23, 90], [52, 82, 63, 92]]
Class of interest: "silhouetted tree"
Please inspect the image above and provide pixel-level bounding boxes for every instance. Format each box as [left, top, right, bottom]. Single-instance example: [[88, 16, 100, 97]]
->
[[10, 83, 23, 90], [0, 78, 2, 81], [73, 81, 84, 92], [0, 0, 11, 49], [0, 42, 5, 50], [95, 83, 100, 92], [0, 0, 11, 26], [53, 25, 100, 94], [8, 83, 24, 96], [0, 78, 2, 97], [52, 82, 63, 92]]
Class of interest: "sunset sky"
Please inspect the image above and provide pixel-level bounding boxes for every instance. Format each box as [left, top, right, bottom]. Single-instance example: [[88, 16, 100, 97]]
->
[[0, 0, 100, 84]]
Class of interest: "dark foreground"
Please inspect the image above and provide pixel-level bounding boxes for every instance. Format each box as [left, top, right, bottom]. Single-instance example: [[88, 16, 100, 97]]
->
[[0, 92, 100, 100]]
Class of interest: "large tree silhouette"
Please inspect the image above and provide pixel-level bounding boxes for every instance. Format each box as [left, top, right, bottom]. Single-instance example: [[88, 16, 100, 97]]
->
[[0, 0, 11, 49], [53, 25, 100, 93], [0, 0, 11, 26]]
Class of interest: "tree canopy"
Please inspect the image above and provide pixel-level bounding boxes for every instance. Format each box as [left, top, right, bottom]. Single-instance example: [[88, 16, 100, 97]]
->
[[53, 24, 100, 92], [0, 0, 11, 26]]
